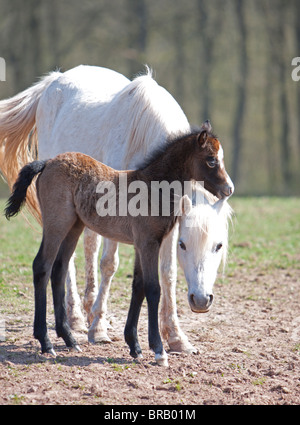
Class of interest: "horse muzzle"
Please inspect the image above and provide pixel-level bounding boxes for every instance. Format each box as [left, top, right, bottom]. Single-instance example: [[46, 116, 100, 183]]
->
[[188, 293, 214, 313]]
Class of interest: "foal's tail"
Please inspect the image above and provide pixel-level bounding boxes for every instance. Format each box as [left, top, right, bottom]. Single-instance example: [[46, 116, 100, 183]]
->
[[0, 71, 60, 224], [4, 160, 47, 220]]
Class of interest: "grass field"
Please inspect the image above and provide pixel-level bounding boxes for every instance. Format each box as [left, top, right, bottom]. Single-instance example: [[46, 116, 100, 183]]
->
[[0, 197, 299, 315]]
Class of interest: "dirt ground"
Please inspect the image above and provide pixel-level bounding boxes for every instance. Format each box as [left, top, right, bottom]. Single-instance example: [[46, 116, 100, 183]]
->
[[0, 267, 299, 406]]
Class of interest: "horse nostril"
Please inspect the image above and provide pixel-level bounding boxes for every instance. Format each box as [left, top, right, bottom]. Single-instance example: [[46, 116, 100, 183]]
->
[[189, 293, 213, 311]]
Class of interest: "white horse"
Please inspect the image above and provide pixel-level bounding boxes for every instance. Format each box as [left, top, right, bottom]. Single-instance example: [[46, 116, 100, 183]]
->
[[0, 65, 233, 353]]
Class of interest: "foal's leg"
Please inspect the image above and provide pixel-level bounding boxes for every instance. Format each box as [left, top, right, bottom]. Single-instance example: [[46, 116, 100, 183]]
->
[[127, 242, 168, 366], [159, 224, 197, 354], [83, 228, 102, 324], [33, 236, 66, 355], [142, 242, 168, 366], [51, 219, 85, 351], [124, 251, 145, 359], [88, 238, 119, 343]]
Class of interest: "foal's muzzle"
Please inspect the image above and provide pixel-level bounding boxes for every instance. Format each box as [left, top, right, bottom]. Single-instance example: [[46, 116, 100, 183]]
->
[[189, 293, 214, 313], [220, 182, 234, 198]]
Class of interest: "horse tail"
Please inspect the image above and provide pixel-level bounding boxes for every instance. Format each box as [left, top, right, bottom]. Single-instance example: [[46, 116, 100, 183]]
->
[[4, 160, 47, 220], [0, 71, 60, 224]]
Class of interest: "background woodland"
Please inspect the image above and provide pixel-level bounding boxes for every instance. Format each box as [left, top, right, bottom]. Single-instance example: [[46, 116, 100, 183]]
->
[[1, 0, 300, 195]]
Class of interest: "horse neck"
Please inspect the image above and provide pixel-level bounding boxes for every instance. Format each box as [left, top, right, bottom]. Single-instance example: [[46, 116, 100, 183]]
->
[[140, 136, 196, 184]]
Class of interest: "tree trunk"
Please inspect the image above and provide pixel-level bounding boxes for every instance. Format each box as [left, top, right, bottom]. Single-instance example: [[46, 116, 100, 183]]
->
[[197, 0, 223, 122], [173, 11, 185, 106], [231, 0, 248, 185], [126, 0, 148, 77], [277, 1, 291, 189], [294, 0, 300, 162]]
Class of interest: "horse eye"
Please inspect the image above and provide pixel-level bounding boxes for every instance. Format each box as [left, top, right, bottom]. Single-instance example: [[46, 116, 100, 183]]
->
[[179, 241, 186, 251], [215, 243, 223, 252], [206, 158, 217, 168]]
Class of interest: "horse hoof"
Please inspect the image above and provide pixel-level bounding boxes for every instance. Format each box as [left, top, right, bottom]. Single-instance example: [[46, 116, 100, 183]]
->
[[88, 331, 112, 344], [168, 339, 199, 355], [68, 319, 88, 333], [155, 351, 168, 367]]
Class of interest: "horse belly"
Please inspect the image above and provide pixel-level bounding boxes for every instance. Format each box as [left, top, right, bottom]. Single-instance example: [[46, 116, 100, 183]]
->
[[85, 218, 134, 245]]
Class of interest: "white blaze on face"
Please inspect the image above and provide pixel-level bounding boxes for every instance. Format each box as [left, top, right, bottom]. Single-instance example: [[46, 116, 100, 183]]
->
[[217, 145, 224, 169], [218, 143, 234, 194]]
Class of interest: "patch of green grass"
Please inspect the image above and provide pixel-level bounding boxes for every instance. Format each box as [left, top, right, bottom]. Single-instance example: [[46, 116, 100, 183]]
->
[[227, 197, 300, 273], [292, 344, 300, 354], [163, 377, 182, 391], [252, 377, 266, 386], [9, 394, 25, 405]]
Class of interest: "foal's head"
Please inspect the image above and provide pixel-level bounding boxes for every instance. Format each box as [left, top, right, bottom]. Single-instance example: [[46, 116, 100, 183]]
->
[[191, 121, 234, 199]]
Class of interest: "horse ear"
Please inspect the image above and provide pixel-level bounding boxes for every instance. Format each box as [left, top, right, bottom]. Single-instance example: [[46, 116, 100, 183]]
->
[[197, 130, 208, 148], [213, 198, 227, 214], [201, 120, 212, 133], [180, 195, 192, 216]]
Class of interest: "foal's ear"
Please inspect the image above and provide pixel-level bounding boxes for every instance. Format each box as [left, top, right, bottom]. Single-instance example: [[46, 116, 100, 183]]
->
[[197, 130, 208, 148], [201, 120, 212, 133]]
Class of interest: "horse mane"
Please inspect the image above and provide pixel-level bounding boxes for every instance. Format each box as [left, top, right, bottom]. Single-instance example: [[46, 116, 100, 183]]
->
[[112, 66, 191, 168]]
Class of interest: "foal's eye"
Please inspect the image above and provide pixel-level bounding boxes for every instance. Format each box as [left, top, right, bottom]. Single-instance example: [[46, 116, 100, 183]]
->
[[179, 241, 186, 251], [215, 243, 223, 252], [206, 157, 217, 168]]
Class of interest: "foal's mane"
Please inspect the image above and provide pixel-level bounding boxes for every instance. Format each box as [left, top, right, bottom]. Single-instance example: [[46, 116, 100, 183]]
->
[[137, 128, 217, 171]]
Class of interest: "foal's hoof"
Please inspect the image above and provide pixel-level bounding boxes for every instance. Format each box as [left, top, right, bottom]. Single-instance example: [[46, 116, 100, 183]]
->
[[42, 348, 57, 358], [69, 345, 82, 353], [155, 351, 168, 367]]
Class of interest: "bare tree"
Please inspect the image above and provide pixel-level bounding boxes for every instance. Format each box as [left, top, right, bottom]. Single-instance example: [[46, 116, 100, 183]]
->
[[126, 0, 148, 77], [231, 0, 248, 185], [197, 0, 224, 122], [293, 0, 300, 162]]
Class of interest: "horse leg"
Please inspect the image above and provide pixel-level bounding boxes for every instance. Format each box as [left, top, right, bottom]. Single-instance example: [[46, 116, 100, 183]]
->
[[65, 253, 87, 332], [51, 218, 85, 351], [83, 228, 102, 325], [124, 251, 145, 359], [88, 239, 119, 343], [140, 242, 168, 366], [159, 224, 198, 354]]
